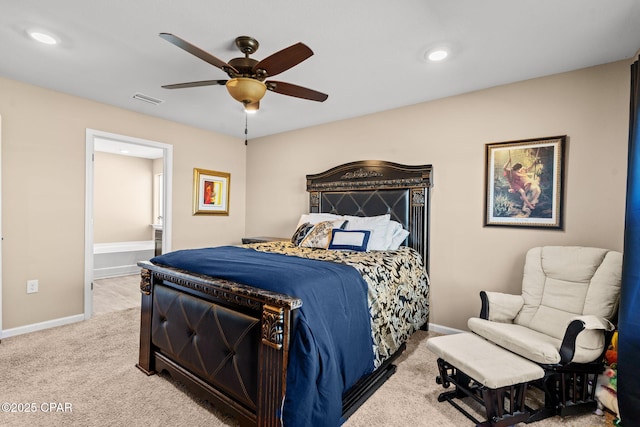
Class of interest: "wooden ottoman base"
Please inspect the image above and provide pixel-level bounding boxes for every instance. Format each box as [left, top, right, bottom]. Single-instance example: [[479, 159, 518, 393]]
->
[[426, 333, 545, 427]]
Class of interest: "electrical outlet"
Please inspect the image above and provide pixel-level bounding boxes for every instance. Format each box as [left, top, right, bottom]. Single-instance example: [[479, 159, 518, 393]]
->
[[27, 279, 39, 294]]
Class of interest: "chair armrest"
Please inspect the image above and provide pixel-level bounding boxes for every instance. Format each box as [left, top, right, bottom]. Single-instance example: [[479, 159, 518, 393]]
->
[[575, 315, 615, 332], [479, 291, 524, 322], [559, 315, 615, 364]]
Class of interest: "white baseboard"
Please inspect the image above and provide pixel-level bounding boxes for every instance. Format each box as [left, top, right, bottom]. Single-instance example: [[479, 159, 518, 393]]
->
[[428, 322, 464, 335], [93, 240, 154, 254], [93, 265, 141, 279], [1, 313, 84, 340]]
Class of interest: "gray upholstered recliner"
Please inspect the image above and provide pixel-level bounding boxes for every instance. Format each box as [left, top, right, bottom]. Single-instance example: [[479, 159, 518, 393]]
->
[[467, 246, 622, 420]]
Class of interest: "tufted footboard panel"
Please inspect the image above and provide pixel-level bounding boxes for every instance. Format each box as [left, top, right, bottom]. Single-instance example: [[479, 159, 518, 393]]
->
[[151, 284, 261, 411]]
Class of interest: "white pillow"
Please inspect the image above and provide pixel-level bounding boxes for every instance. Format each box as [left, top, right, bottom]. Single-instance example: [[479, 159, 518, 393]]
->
[[388, 221, 410, 250], [385, 220, 401, 246], [296, 213, 343, 228], [344, 214, 391, 251]]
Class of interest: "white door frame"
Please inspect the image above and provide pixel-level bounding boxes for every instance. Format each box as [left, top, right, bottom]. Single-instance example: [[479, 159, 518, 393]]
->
[[84, 129, 173, 319]]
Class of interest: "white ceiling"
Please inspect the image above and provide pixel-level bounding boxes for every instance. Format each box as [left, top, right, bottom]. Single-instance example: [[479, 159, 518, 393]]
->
[[2, 1, 640, 139]]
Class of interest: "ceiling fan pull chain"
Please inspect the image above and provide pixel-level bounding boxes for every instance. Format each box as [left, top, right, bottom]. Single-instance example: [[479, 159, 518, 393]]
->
[[244, 111, 248, 146]]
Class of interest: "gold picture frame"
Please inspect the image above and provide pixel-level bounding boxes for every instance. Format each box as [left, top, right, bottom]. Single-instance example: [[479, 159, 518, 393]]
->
[[193, 168, 230, 215], [484, 135, 566, 228]]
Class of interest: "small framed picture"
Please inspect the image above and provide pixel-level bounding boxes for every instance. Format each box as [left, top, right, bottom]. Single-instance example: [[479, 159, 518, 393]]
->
[[193, 168, 230, 215], [484, 136, 566, 228]]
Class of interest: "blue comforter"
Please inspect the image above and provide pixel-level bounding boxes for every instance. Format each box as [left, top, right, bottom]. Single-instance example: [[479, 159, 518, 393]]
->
[[150, 246, 374, 426]]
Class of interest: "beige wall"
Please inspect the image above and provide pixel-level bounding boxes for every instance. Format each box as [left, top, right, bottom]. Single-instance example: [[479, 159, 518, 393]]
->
[[94, 152, 154, 243], [246, 60, 630, 331], [1, 76, 246, 330], [0, 59, 632, 333]]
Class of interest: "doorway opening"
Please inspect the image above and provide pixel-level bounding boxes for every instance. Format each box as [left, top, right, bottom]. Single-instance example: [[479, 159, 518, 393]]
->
[[84, 129, 173, 319]]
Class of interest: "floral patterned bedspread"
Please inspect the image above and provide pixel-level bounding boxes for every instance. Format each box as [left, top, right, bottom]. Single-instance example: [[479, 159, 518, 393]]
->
[[245, 241, 430, 368]]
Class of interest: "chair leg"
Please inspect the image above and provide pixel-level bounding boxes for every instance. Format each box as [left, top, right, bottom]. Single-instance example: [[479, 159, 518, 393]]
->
[[528, 367, 601, 422], [527, 373, 560, 423], [436, 358, 472, 400], [558, 371, 599, 417]]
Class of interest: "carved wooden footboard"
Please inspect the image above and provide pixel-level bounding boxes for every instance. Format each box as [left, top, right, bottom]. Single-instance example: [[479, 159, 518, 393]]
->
[[136, 263, 301, 427], [136, 261, 406, 426]]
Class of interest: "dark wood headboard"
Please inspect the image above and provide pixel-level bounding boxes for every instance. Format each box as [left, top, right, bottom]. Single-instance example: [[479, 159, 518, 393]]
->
[[306, 160, 433, 272]]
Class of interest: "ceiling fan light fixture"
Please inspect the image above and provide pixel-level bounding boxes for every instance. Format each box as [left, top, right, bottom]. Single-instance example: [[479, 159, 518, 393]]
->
[[244, 102, 259, 113], [226, 78, 267, 105]]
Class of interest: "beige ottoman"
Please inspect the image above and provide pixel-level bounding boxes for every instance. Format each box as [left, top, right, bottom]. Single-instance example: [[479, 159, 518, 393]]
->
[[426, 332, 544, 427]]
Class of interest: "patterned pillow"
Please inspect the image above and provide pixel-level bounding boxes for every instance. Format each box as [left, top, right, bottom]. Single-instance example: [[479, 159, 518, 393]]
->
[[299, 220, 347, 248], [291, 222, 315, 245]]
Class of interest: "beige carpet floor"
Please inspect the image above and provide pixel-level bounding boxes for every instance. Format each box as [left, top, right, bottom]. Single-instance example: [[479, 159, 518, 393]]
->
[[0, 307, 610, 426], [92, 274, 141, 316]]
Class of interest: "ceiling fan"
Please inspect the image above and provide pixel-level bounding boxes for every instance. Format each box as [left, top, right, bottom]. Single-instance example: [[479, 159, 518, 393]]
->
[[159, 33, 329, 111]]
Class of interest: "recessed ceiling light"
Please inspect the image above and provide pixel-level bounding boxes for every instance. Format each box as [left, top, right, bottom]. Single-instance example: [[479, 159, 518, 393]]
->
[[28, 30, 58, 45], [427, 49, 449, 62]]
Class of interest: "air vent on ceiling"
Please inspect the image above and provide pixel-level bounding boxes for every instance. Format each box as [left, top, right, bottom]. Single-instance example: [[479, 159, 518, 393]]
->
[[132, 92, 164, 105]]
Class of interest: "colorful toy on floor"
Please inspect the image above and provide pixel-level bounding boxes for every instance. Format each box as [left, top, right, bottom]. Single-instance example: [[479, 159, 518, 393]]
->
[[605, 331, 618, 365], [595, 331, 621, 425]]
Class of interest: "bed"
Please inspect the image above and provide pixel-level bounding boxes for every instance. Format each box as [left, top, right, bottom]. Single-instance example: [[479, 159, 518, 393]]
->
[[136, 160, 433, 427]]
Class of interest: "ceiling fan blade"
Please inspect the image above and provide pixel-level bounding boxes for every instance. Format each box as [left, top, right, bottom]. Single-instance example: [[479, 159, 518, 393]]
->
[[253, 43, 313, 77], [159, 33, 238, 74], [266, 81, 328, 102], [161, 80, 228, 89]]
